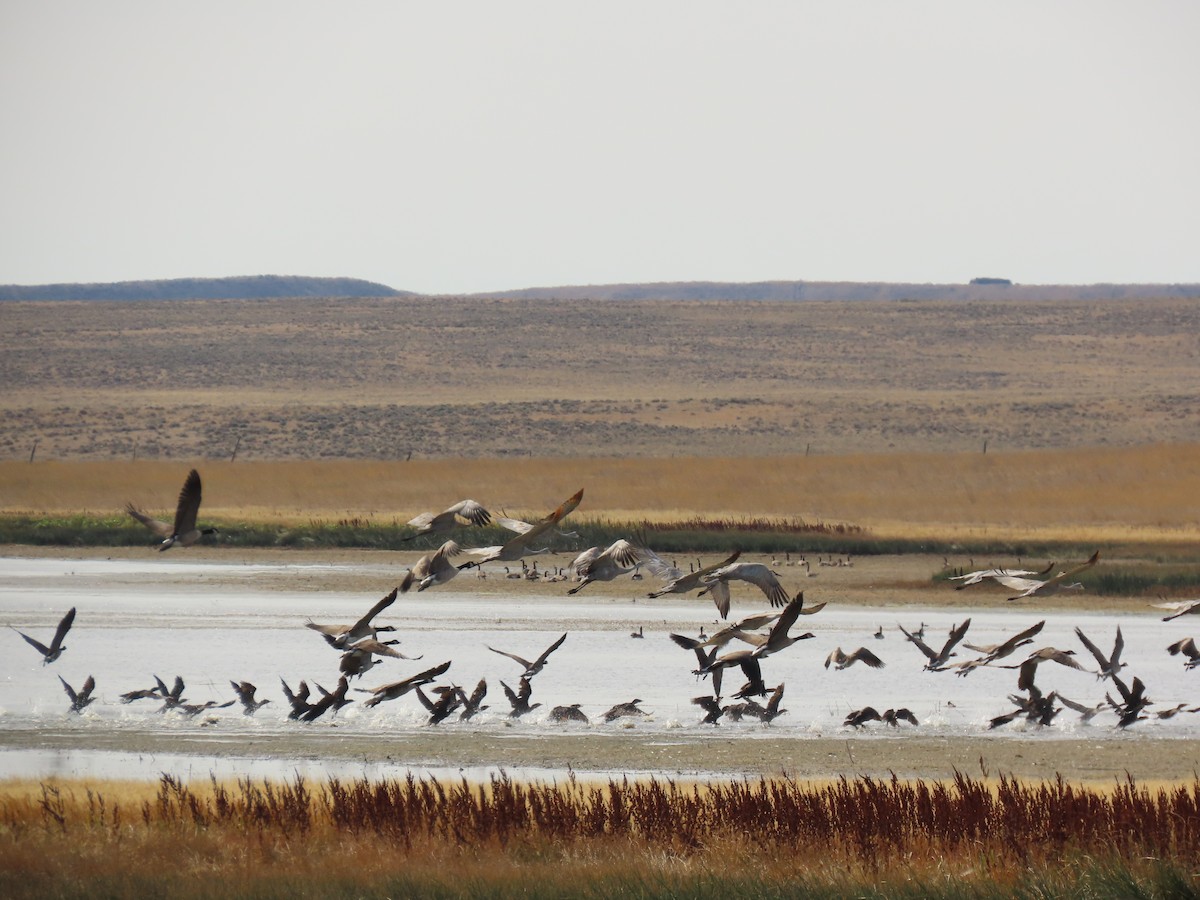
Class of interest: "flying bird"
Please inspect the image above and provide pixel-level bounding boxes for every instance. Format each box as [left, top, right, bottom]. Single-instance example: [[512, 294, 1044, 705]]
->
[[229, 680, 271, 716], [996, 551, 1100, 601], [824, 646, 886, 671], [1167, 637, 1200, 670], [549, 704, 589, 723], [899, 618, 971, 671], [306, 588, 398, 649], [403, 500, 492, 541], [10, 606, 76, 665], [400, 541, 464, 593], [358, 661, 453, 708], [1003, 647, 1087, 691], [126, 469, 218, 550], [1074, 625, 1125, 681], [460, 489, 583, 567], [952, 620, 1047, 675], [500, 678, 540, 718], [642, 548, 742, 598], [487, 633, 567, 680], [59, 675, 97, 714], [339, 637, 417, 678], [602, 698, 649, 723], [567, 539, 643, 594], [730, 591, 817, 658], [697, 562, 790, 619], [949, 560, 1055, 589], [1157, 599, 1200, 622]]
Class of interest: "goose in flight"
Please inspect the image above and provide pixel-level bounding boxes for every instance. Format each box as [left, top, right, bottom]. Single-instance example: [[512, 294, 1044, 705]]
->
[[642, 548, 741, 598], [339, 637, 418, 678], [400, 541, 464, 593], [602, 698, 649, 723], [1074, 625, 1125, 681], [995, 551, 1100, 601], [487, 632, 567, 680], [229, 680, 271, 716], [844, 706, 883, 728], [306, 588, 398, 649], [1002, 647, 1087, 691], [549, 703, 589, 723], [358, 660, 453, 708], [730, 591, 817, 659], [567, 539, 643, 594], [757, 684, 787, 724], [692, 694, 725, 725], [457, 679, 489, 722], [952, 620, 1046, 675], [899, 618, 970, 671], [415, 685, 463, 725], [281, 678, 314, 720], [950, 560, 1055, 589], [882, 708, 918, 727], [403, 499, 492, 541], [824, 646, 886, 671], [673, 612, 781, 651], [1054, 693, 1109, 723], [460, 489, 584, 568], [60, 675, 96, 714], [500, 678, 540, 718], [1167, 637, 1200, 670], [1106, 672, 1151, 727], [301, 677, 353, 722], [126, 469, 219, 550], [10, 606, 75, 665], [697, 562, 790, 619]]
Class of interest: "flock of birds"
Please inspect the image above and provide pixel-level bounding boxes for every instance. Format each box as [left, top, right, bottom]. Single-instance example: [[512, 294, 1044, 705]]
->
[[9, 468, 1200, 734]]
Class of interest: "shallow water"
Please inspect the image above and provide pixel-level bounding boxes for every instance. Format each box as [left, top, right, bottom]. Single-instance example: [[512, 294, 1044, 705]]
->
[[2, 555, 1197, 781]]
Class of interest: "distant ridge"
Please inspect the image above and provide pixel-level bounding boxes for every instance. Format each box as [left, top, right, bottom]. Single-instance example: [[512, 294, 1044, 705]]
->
[[466, 279, 1200, 302], [0, 275, 410, 301]]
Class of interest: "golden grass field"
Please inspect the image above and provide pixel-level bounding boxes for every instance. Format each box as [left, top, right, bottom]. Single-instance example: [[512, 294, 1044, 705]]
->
[[3, 442, 1198, 545]]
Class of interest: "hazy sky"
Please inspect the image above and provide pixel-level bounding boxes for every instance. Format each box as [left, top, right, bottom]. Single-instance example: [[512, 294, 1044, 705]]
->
[[2, 2, 1197, 294]]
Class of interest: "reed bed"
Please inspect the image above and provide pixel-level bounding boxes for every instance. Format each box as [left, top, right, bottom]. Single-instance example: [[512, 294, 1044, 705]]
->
[[2, 772, 1199, 897]]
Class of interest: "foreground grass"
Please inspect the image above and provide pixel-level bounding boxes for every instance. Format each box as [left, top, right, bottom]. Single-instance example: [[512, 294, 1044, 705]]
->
[[2, 772, 1198, 899]]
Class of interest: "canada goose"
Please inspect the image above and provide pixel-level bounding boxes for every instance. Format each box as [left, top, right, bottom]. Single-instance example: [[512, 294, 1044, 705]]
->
[[731, 591, 817, 658], [989, 684, 1060, 729], [642, 548, 741, 598], [126, 469, 218, 551], [499, 678, 540, 718], [229, 680, 270, 715], [281, 677, 314, 719], [567, 539, 642, 594], [10, 606, 75, 664], [698, 652, 769, 699], [692, 694, 725, 725], [1168, 637, 1200, 669], [678, 612, 782, 650], [155, 675, 187, 712], [874, 625, 885, 640], [630, 626, 644, 639], [844, 707, 882, 728], [358, 660, 453, 707], [415, 684, 463, 725], [403, 500, 492, 541], [697, 563, 790, 619], [1157, 599, 1200, 622], [400, 541, 464, 593], [301, 676, 353, 722], [177, 699, 236, 717], [757, 684, 787, 724], [457, 679, 489, 722], [120, 683, 164, 703], [487, 632, 567, 680], [460, 489, 584, 567], [950, 560, 1055, 589], [669, 634, 725, 697], [306, 588, 399, 649], [549, 703, 589, 723], [339, 637, 417, 678], [1054, 693, 1109, 723], [1003, 647, 1087, 691], [882, 708, 918, 727], [723, 699, 767, 721], [1074, 625, 1125, 681], [996, 551, 1100, 601], [899, 618, 970, 672], [1106, 672, 1151, 728], [960, 620, 1046, 667], [59, 675, 96, 713], [824, 646, 886, 671], [602, 698, 648, 723]]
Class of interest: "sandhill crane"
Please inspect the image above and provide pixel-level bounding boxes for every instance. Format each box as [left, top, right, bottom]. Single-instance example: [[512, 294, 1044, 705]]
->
[[899, 618, 971, 671], [697, 562, 790, 619], [950, 560, 1055, 589], [1167, 637, 1200, 670], [1003, 647, 1087, 691], [229, 680, 270, 715], [1157, 599, 1200, 622], [9, 606, 75, 665], [60, 675, 96, 713], [400, 541, 464, 593], [358, 661, 453, 708], [126, 469, 218, 550], [1074, 625, 1125, 681], [460, 489, 584, 567], [824, 646, 886, 671], [306, 588, 398, 649], [487, 632, 567, 681], [996, 551, 1100, 601], [642, 548, 741, 598], [403, 500, 491, 541], [567, 539, 643, 594], [602, 699, 648, 723], [500, 678, 540, 718]]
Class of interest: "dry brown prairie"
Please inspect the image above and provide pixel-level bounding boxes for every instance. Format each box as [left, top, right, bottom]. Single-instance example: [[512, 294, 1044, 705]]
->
[[1, 294, 1198, 461]]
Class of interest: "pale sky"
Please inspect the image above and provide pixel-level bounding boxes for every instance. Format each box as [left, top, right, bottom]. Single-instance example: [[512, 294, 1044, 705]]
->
[[1, 2, 1197, 294]]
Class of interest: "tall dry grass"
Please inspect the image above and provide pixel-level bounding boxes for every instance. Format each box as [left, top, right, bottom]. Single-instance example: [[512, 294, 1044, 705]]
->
[[1, 772, 1198, 898], [2, 443, 1198, 543]]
